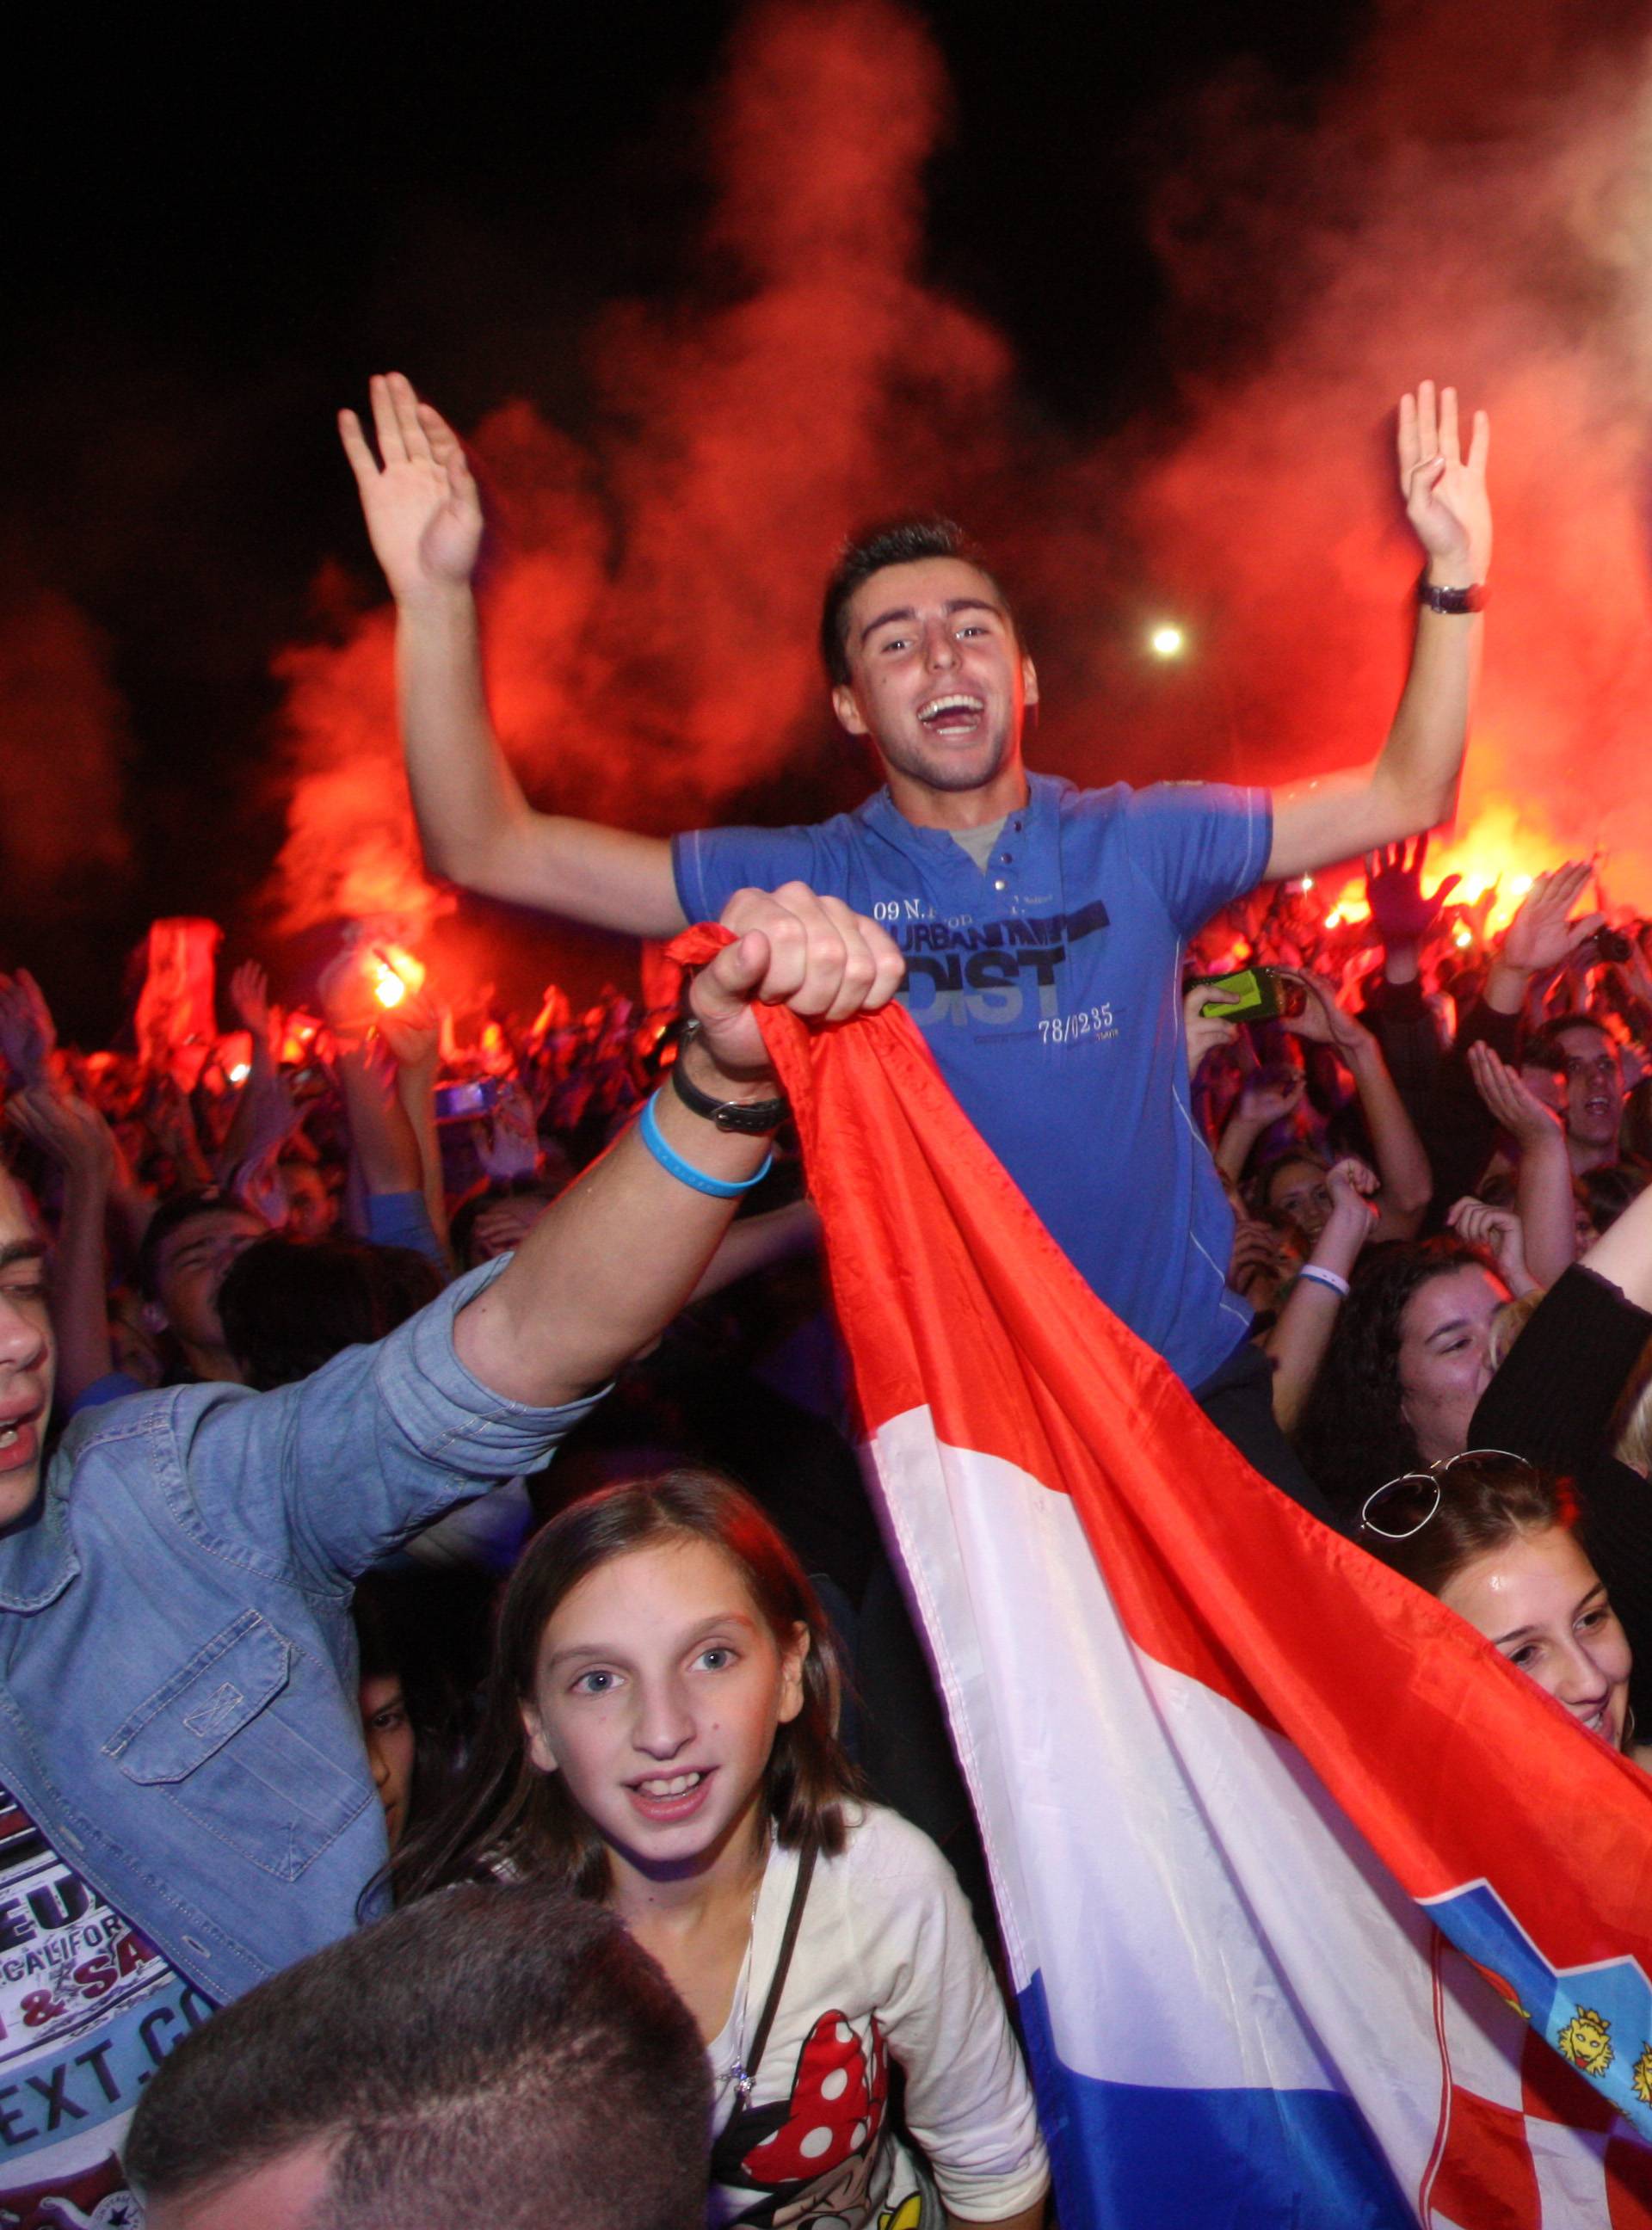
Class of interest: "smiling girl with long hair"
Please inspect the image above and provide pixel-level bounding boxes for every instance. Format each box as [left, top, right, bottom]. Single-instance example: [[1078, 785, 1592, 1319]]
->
[[393, 1469, 1049, 2229]]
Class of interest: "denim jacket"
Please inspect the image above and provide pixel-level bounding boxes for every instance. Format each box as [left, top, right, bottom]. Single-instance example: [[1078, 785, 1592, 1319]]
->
[[0, 1260, 599, 2006]]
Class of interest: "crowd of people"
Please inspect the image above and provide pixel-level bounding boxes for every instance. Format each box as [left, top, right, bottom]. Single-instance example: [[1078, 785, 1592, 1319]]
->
[[3, 368, 1648, 2226]]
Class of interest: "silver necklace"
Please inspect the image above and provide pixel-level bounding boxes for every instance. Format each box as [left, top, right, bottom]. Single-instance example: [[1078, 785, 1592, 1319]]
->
[[723, 1834, 772, 2110]]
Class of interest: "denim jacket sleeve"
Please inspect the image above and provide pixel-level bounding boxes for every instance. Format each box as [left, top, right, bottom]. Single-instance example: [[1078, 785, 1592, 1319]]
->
[[170, 1258, 605, 1591]]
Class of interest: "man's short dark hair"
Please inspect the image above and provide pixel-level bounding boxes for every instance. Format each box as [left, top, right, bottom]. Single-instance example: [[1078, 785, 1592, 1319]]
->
[[1521, 1013, 1615, 1073], [219, 1234, 443, 1389], [126, 1882, 712, 2230], [818, 516, 1014, 687], [136, 1187, 260, 1302]]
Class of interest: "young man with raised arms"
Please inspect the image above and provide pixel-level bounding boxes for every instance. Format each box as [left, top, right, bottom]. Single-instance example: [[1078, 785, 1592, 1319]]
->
[[342, 374, 1489, 1500]]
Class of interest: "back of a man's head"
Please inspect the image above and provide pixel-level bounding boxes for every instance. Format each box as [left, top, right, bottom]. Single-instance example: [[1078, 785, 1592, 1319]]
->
[[126, 1882, 711, 2230], [218, 1232, 443, 1389]]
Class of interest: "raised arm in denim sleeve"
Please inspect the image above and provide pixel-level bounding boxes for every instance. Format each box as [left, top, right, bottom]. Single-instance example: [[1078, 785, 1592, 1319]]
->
[[175, 1258, 604, 1591]]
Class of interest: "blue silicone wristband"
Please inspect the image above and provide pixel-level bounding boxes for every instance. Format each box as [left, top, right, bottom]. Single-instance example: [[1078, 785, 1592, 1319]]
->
[[638, 1093, 774, 1199]]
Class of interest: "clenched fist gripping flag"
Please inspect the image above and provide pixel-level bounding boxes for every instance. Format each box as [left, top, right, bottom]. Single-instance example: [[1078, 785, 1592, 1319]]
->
[[675, 926, 1652, 2230]]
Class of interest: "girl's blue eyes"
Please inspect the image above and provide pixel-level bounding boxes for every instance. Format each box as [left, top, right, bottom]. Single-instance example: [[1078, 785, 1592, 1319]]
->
[[569, 1647, 736, 1696]]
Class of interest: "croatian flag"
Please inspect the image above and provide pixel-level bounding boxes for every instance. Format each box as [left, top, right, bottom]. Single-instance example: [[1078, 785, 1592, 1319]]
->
[[690, 930, 1652, 2229]]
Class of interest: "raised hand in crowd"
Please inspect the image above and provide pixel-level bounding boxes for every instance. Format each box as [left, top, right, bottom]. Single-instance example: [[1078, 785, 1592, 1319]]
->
[[459, 884, 905, 1403], [1183, 981, 1243, 1081], [316, 944, 436, 1252], [1229, 1214, 1287, 1313], [142, 1071, 213, 1191], [1398, 379, 1492, 586], [1364, 835, 1461, 984], [1448, 1195, 1539, 1298], [1323, 1155, 1380, 1244], [1281, 970, 1371, 1058], [0, 970, 58, 1092], [7, 1081, 115, 1189], [1265, 1156, 1379, 1430], [218, 960, 301, 1197], [1485, 861, 1606, 1017], [340, 373, 681, 929], [1467, 1040, 1576, 1285], [377, 986, 441, 1076], [1281, 972, 1432, 1239], [376, 985, 451, 1257], [230, 959, 277, 1050], [1216, 1068, 1306, 1184], [4, 1086, 119, 1407], [339, 373, 484, 603], [474, 1080, 542, 1180]]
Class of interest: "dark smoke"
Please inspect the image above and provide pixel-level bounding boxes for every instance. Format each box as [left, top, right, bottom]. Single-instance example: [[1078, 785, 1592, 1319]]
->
[[0, 578, 131, 909]]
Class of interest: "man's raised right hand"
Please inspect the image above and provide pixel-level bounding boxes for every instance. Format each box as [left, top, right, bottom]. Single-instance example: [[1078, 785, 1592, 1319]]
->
[[338, 373, 484, 604]]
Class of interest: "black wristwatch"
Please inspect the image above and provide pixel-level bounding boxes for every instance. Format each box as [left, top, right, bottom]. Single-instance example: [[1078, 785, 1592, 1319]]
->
[[669, 1022, 787, 1134], [1417, 570, 1487, 616]]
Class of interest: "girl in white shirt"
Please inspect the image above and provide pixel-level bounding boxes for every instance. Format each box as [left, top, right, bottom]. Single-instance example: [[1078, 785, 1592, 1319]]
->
[[394, 1468, 1050, 2229]]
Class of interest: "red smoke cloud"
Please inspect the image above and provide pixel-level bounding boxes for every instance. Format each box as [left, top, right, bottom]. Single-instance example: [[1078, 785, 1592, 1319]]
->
[[1061, 0, 1652, 909], [269, 0, 1652, 944], [270, 0, 1010, 939]]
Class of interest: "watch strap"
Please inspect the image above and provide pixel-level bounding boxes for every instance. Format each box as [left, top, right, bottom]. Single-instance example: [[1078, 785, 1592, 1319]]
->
[[669, 1021, 787, 1135], [1417, 571, 1487, 616]]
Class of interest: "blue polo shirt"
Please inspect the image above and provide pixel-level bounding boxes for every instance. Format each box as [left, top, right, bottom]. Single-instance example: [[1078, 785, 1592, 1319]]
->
[[673, 773, 1271, 1388]]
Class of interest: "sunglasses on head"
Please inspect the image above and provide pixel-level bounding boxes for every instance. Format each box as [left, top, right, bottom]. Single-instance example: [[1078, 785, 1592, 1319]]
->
[[1359, 1448, 1537, 1541]]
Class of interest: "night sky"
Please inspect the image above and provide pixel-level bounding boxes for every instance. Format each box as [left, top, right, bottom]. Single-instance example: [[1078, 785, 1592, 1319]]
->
[[0, 0, 1446, 1034]]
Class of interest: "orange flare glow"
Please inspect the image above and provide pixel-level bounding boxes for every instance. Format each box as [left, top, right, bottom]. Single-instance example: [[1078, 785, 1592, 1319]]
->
[[1322, 803, 1593, 945], [367, 944, 426, 1011]]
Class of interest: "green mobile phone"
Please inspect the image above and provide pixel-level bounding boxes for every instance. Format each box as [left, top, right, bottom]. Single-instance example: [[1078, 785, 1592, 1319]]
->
[[1191, 967, 1304, 1023]]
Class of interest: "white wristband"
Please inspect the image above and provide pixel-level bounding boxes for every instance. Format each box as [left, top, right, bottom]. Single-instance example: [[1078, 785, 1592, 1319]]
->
[[1298, 1264, 1351, 1299]]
